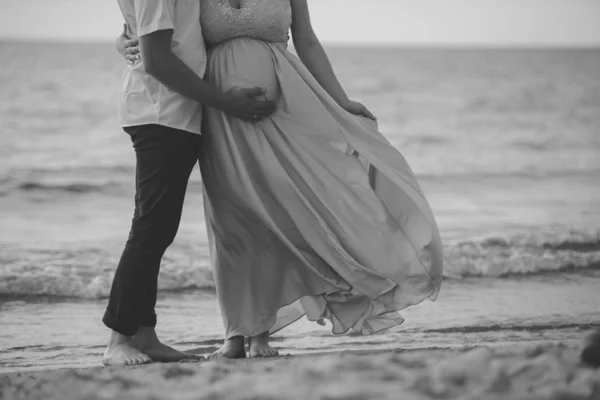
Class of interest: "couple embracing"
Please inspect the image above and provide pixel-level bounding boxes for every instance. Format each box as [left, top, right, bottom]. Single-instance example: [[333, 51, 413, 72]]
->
[[102, 0, 444, 366]]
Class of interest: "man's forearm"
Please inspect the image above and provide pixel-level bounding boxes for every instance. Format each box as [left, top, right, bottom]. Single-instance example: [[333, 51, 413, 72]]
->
[[136, 30, 275, 121], [144, 51, 228, 111]]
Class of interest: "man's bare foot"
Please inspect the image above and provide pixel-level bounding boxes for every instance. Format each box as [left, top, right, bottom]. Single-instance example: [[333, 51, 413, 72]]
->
[[209, 336, 246, 359], [249, 331, 278, 358], [102, 331, 152, 366], [133, 327, 203, 363]]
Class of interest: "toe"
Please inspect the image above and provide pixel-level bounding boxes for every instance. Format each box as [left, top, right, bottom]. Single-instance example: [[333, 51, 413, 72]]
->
[[138, 356, 149, 365], [180, 355, 203, 363]]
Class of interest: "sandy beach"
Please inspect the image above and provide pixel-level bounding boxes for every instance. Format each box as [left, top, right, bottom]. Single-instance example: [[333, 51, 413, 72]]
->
[[1, 345, 599, 400]]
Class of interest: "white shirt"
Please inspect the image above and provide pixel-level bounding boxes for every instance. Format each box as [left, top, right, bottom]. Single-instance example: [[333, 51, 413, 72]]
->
[[116, 0, 206, 135]]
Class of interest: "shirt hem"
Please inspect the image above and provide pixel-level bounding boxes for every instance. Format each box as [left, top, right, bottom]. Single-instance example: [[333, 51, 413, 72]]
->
[[119, 121, 202, 136]]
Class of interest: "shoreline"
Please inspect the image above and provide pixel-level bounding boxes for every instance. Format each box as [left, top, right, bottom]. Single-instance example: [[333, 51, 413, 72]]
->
[[2, 345, 598, 400]]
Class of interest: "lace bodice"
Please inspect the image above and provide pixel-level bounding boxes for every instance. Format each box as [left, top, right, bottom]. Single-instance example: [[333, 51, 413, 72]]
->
[[200, 0, 292, 47]]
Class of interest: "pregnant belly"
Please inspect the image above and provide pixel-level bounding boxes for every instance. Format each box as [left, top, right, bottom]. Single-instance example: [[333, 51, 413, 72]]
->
[[206, 38, 282, 103]]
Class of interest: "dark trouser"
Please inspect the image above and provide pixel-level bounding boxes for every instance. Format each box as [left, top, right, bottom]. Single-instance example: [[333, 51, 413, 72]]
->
[[103, 124, 202, 336]]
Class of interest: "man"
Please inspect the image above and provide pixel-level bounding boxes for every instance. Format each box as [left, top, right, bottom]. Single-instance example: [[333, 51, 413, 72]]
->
[[102, 0, 276, 366]]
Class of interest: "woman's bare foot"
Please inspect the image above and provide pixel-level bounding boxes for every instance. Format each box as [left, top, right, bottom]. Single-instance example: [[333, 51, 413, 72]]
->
[[133, 327, 203, 363], [102, 331, 152, 366], [248, 331, 278, 358], [209, 336, 246, 359]]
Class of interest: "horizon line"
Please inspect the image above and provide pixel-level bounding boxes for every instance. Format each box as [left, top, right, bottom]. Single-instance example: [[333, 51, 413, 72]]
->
[[1, 37, 599, 50]]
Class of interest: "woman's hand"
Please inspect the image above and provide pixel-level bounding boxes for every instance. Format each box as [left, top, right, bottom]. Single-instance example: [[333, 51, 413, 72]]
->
[[340, 99, 376, 120], [117, 24, 140, 65]]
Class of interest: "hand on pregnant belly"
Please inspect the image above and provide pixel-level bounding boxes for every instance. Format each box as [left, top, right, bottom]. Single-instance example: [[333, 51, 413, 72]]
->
[[228, 72, 281, 104], [221, 86, 278, 121], [208, 40, 284, 118]]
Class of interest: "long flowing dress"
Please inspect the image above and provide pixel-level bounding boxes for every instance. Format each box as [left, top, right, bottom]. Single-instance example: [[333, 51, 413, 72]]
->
[[199, 0, 444, 339]]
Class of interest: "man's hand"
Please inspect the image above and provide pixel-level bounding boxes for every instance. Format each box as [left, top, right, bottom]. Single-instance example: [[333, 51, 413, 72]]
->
[[220, 87, 277, 122], [117, 24, 140, 65]]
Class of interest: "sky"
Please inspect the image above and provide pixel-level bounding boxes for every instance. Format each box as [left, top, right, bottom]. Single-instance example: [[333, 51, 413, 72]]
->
[[0, 0, 599, 46]]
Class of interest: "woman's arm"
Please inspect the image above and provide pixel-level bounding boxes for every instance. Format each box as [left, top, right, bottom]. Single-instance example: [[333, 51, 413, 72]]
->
[[289, 0, 375, 120]]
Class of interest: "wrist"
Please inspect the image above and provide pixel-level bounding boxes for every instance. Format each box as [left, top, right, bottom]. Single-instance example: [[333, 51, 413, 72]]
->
[[209, 90, 233, 111], [337, 97, 351, 108]]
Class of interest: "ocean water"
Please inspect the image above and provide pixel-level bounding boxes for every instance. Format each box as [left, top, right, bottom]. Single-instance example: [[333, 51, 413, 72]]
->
[[0, 42, 599, 372]]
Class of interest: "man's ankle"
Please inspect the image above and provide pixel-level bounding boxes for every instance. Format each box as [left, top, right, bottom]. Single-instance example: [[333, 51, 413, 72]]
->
[[108, 330, 134, 346], [134, 326, 160, 344]]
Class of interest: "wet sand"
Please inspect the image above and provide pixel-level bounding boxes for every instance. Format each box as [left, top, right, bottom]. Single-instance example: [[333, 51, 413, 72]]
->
[[1, 345, 599, 400]]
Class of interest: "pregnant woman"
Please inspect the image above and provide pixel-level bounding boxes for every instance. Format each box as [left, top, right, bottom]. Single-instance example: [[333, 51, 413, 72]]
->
[[120, 0, 444, 359]]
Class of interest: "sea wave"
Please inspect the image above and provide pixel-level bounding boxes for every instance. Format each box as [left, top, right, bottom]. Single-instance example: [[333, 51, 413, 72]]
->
[[0, 229, 598, 299], [0, 166, 135, 196], [415, 322, 600, 334], [442, 229, 600, 279], [2, 168, 598, 197], [16, 182, 123, 194]]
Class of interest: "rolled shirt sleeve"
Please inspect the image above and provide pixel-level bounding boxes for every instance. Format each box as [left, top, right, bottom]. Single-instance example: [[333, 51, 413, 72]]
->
[[134, 0, 176, 37]]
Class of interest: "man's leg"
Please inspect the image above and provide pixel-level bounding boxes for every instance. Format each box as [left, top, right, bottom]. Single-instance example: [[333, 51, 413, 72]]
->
[[102, 124, 200, 365]]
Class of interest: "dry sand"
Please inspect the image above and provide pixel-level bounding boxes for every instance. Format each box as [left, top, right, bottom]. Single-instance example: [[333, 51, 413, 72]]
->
[[1, 346, 599, 400]]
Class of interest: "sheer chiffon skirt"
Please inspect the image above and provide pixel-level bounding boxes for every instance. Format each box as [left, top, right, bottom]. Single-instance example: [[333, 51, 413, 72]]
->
[[199, 39, 443, 338]]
